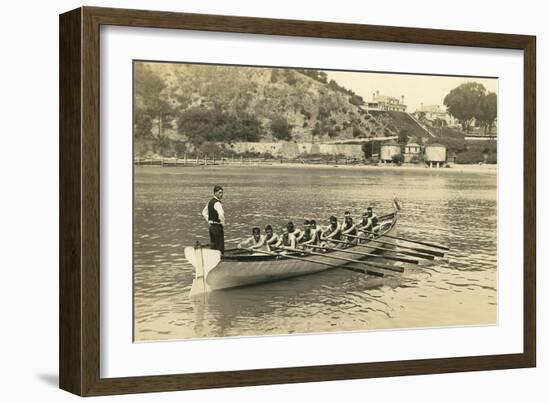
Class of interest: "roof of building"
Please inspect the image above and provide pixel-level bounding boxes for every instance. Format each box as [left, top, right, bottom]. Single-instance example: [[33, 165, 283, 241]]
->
[[417, 104, 443, 113]]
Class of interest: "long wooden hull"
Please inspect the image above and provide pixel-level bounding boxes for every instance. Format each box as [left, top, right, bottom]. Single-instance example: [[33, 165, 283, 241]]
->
[[196, 213, 398, 293]]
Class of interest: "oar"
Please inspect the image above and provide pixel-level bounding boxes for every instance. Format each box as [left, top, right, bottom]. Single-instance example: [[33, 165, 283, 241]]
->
[[325, 238, 434, 260], [319, 245, 406, 272], [281, 247, 404, 273], [320, 243, 416, 266], [369, 232, 450, 251], [240, 247, 384, 277], [347, 234, 445, 257], [226, 237, 243, 243]]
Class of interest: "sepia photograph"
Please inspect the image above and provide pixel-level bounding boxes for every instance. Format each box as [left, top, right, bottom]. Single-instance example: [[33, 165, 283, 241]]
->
[[132, 61, 498, 342]]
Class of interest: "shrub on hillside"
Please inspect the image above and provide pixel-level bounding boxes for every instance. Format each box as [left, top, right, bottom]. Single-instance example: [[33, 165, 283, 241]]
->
[[392, 154, 405, 164], [455, 149, 485, 164]]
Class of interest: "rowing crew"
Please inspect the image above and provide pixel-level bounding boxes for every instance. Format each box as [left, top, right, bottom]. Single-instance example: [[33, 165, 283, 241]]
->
[[238, 208, 380, 252]]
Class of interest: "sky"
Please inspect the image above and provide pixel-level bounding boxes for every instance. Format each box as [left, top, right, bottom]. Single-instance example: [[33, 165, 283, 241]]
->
[[326, 70, 498, 113]]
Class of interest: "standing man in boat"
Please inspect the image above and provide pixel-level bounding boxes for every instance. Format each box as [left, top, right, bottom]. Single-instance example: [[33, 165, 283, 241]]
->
[[201, 185, 225, 254]]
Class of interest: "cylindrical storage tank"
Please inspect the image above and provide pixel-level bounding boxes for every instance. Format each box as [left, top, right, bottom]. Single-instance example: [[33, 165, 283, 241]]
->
[[380, 143, 401, 161], [424, 144, 446, 162]]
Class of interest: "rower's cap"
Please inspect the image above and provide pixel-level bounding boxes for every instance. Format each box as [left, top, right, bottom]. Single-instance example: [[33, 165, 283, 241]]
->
[[310, 219, 317, 226], [329, 215, 337, 222], [287, 221, 294, 227], [362, 211, 369, 217], [252, 227, 261, 234], [344, 211, 351, 216], [265, 224, 273, 231], [304, 219, 311, 226], [367, 206, 373, 211]]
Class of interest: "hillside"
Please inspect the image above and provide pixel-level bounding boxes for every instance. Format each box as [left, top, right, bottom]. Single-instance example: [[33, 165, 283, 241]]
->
[[368, 110, 432, 141], [134, 63, 425, 157]]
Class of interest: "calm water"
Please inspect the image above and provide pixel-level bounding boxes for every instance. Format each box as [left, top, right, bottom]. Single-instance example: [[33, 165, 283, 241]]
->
[[134, 164, 497, 341]]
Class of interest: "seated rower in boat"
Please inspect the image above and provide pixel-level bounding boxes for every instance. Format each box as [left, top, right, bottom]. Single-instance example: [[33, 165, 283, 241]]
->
[[356, 206, 379, 240], [286, 221, 302, 240], [320, 215, 342, 249], [274, 225, 296, 253], [263, 224, 279, 251], [237, 227, 264, 251], [341, 211, 358, 244], [296, 219, 321, 249]]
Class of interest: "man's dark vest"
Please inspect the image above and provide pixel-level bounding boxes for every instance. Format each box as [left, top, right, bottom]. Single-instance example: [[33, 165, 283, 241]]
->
[[208, 198, 221, 224], [301, 229, 312, 242]]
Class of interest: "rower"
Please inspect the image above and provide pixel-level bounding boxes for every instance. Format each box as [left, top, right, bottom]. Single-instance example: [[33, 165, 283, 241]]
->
[[320, 215, 342, 248], [286, 221, 302, 239], [263, 225, 279, 251], [238, 227, 264, 251], [367, 206, 380, 234], [295, 220, 311, 245], [275, 225, 296, 252], [357, 206, 379, 239], [300, 219, 322, 249], [341, 211, 358, 243], [356, 211, 371, 241]]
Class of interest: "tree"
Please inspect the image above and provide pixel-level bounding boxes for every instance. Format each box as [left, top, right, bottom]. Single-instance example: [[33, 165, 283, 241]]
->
[[443, 82, 487, 133], [352, 126, 364, 138], [397, 129, 409, 145], [134, 63, 174, 140], [475, 92, 497, 134], [177, 107, 263, 145], [270, 116, 293, 141], [349, 95, 365, 106]]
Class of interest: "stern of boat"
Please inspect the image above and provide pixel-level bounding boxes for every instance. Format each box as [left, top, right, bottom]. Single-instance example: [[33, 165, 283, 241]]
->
[[184, 245, 221, 298]]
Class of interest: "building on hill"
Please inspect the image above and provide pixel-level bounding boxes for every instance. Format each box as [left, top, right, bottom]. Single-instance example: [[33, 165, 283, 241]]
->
[[415, 104, 458, 127], [424, 143, 447, 168], [403, 142, 421, 162], [380, 142, 402, 163], [366, 90, 407, 112]]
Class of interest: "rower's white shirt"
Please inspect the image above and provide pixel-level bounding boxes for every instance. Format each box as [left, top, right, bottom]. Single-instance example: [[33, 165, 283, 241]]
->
[[201, 197, 225, 225]]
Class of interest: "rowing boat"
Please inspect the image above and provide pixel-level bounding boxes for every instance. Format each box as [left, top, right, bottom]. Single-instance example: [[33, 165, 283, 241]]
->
[[185, 209, 399, 297]]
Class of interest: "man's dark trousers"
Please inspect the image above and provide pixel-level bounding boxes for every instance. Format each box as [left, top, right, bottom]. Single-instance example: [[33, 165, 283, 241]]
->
[[209, 224, 224, 254]]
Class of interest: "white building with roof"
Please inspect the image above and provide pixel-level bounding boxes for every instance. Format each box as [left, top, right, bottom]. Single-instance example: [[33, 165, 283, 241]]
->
[[366, 90, 407, 112], [415, 104, 458, 127]]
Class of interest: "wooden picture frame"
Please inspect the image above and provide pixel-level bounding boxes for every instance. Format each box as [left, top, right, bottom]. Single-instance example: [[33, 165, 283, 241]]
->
[[59, 6, 536, 396]]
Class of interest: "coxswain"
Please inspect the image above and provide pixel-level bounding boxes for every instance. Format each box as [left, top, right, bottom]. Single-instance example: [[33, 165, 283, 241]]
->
[[201, 185, 225, 254], [341, 211, 358, 243], [238, 227, 264, 250], [263, 225, 279, 251]]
